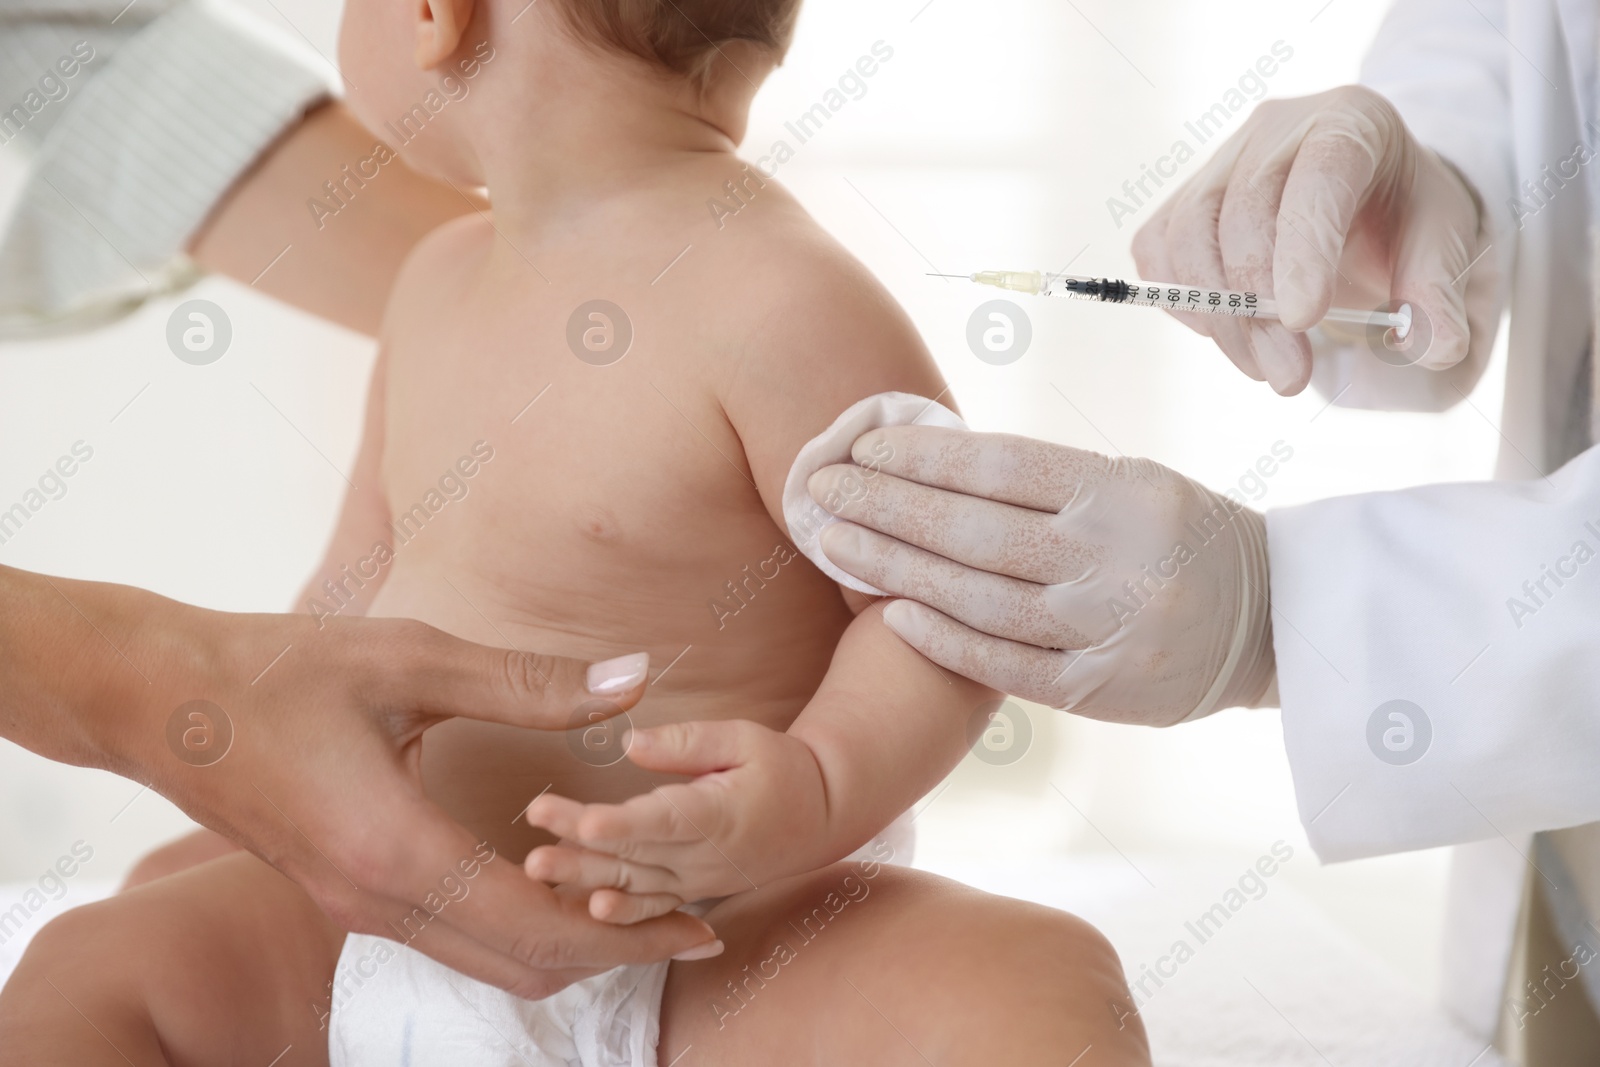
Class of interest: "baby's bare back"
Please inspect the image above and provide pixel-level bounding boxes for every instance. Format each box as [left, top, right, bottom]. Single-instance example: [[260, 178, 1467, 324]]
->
[[364, 188, 854, 859]]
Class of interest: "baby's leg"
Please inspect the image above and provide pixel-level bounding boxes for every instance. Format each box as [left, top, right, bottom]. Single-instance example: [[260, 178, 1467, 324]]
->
[[0, 852, 343, 1067], [120, 827, 240, 889], [662, 864, 1149, 1066]]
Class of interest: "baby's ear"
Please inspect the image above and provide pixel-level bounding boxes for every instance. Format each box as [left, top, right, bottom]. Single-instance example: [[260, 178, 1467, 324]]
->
[[414, 0, 477, 69]]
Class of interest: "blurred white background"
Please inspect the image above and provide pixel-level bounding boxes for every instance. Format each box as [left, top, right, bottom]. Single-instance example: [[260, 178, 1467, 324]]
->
[[0, 0, 1500, 1007]]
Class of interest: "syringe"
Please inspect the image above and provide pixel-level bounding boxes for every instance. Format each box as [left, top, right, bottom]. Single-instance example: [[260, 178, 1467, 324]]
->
[[931, 270, 1412, 339]]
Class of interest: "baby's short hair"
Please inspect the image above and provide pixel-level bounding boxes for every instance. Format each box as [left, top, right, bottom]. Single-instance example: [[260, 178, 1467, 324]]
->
[[554, 0, 801, 80]]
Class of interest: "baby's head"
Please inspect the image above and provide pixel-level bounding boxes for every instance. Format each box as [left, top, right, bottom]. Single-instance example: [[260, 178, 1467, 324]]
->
[[542, 0, 800, 83], [338, 0, 801, 183]]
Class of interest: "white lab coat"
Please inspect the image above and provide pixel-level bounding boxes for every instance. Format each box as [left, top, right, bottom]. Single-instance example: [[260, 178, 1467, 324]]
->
[[1268, 0, 1600, 1037]]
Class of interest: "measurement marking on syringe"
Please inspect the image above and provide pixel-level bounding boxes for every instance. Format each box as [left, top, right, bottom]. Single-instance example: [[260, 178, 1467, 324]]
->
[[930, 270, 1412, 337]]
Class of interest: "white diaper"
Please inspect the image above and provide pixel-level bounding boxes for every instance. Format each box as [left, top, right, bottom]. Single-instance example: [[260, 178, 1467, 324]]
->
[[328, 942, 669, 1067], [325, 822, 915, 1067], [781, 391, 966, 595]]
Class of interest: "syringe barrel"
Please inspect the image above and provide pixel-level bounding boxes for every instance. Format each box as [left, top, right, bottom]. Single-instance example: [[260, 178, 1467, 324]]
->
[[1040, 275, 1409, 331], [1044, 275, 1269, 317]]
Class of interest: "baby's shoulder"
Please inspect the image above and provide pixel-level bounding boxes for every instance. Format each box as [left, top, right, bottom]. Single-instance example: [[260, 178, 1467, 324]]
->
[[380, 212, 492, 316], [708, 202, 926, 366], [390, 212, 495, 292], [702, 193, 947, 490]]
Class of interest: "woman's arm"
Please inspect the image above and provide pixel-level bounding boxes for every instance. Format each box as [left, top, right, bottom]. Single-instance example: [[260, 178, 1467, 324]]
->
[[0, 564, 718, 987], [189, 103, 481, 337]]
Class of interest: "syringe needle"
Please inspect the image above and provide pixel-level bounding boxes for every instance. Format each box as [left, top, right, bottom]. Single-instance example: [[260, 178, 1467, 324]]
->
[[925, 273, 971, 278]]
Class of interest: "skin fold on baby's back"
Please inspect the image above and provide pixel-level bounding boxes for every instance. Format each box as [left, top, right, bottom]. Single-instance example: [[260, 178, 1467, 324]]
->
[[359, 165, 864, 859]]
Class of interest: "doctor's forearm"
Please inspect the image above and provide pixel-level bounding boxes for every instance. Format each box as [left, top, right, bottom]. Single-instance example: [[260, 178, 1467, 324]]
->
[[186, 102, 483, 337], [1269, 446, 1600, 860]]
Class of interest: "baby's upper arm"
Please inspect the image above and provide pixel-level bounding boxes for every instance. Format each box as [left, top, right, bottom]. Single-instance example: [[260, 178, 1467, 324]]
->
[[721, 247, 950, 543]]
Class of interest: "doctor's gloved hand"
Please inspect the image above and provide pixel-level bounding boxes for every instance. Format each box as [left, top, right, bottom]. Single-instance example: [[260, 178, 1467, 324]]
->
[[1132, 85, 1494, 395], [809, 426, 1278, 726]]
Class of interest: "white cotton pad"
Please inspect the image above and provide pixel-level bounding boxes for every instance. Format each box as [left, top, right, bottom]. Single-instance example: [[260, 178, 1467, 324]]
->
[[782, 391, 967, 595]]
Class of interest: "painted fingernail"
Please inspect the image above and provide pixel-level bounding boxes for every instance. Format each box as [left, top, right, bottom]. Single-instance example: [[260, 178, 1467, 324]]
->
[[672, 939, 725, 962], [881, 599, 927, 643], [588, 652, 650, 695]]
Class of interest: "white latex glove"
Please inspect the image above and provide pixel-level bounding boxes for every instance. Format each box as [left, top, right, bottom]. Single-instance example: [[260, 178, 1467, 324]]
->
[[809, 426, 1276, 726], [1132, 85, 1492, 395]]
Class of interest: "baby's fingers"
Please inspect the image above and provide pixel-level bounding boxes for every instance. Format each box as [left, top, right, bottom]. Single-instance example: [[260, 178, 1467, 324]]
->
[[525, 844, 679, 896], [626, 719, 768, 777], [575, 788, 714, 847], [589, 890, 685, 925], [524, 792, 590, 839]]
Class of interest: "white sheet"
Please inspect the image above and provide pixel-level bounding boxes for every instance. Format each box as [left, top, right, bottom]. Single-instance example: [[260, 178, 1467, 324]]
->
[[923, 854, 1506, 1067], [0, 866, 1505, 1066]]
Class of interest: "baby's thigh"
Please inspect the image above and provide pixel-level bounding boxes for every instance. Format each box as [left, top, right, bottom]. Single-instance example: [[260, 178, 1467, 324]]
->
[[660, 864, 1150, 1067], [0, 851, 343, 1067]]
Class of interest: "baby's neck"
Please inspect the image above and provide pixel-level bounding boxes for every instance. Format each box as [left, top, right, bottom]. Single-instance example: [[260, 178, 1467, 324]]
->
[[466, 45, 757, 241]]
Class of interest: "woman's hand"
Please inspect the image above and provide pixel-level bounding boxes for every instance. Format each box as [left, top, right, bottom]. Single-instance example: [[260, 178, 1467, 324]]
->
[[0, 566, 721, 1000]]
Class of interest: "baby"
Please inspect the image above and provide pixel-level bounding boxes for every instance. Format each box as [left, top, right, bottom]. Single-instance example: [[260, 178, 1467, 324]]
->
[[0, 1, 1148, 1064]]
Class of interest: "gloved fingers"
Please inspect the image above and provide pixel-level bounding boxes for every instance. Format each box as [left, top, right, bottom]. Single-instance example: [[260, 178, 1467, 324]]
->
[[1391, 154, 1481, 370], [1131, 193, 1181, 301], [809, 464, 1097, 585], [1161, 170, 1266, 381], [1271, 108, 1383, 330], [1126, 192, 1222, 342], [879, 599, 1091, 709], [1219, 131, 1316, 395], [823, 522, 1097, 649], [1135, 199, 1218, 341], [883, 597, 1194, 724], [850, 425, 1115, 512]]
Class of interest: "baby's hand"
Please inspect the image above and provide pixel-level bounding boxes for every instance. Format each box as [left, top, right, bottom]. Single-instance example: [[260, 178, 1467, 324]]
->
[[523, 720, 833, 922]]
